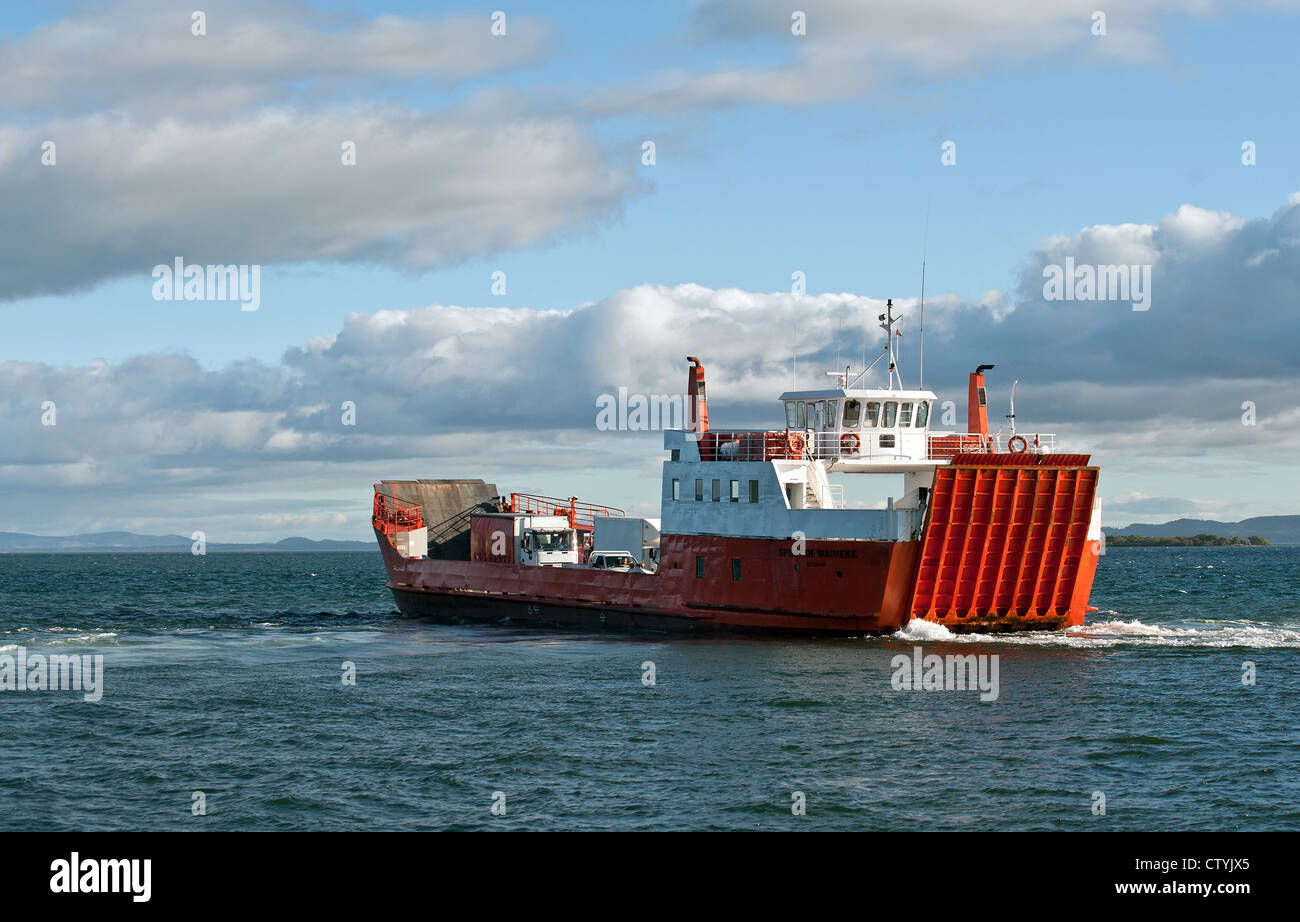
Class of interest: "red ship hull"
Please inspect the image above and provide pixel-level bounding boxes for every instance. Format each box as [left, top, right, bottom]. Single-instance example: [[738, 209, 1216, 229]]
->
[[378, 531, 921, 635], [374, 457, 1101, 635]]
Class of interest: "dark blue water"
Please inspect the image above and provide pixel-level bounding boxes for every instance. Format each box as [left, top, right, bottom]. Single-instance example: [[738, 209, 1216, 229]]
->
[[1, 547, 1297, 830]]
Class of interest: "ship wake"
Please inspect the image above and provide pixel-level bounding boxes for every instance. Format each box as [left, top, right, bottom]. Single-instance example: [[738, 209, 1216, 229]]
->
[[893, 616, 1300, 648]]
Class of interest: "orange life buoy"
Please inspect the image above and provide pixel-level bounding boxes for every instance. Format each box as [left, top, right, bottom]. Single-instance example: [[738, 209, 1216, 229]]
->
[[840, 432, 860, 454], [1008, 435, 1028, 454], [787, 431, 806, 455]]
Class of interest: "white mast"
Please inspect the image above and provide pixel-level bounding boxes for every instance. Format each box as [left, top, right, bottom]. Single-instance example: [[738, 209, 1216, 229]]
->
[[919, 260, 926, 389], [879, 298, 902, 390]]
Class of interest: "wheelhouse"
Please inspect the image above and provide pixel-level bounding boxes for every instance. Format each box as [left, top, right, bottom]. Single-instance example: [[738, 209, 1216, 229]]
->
[[779, 387, 938, 463]]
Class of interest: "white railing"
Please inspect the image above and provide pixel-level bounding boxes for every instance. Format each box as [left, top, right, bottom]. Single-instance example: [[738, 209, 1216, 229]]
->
[[701, 428, 1060, 464], [928, 432, 1057, 459], [799, 429, 1058, 462]]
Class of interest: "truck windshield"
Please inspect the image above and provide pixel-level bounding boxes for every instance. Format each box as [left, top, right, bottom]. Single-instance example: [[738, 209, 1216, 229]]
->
[[533, 532, 571, 552]]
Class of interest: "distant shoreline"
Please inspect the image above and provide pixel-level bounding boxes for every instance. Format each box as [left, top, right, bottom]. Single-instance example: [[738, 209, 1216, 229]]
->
[[0, 545, 376, 555], [1104, 534, 1270, 547]]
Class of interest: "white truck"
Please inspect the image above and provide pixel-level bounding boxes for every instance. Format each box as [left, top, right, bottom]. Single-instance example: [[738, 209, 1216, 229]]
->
[[591, 517, 660, 572], [471, 512, 579, 566]]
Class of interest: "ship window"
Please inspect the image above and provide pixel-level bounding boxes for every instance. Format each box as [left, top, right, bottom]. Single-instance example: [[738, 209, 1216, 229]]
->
[[730, 479, 740, 502], [865, 401, 881, 426], [785, 402, 797, 428], [915, 401, 930, 428], [814, 402, 825, 428], [899, 402, 913, 427], [978, 386, 987, 407], [672, 478, 680, 501], [695, 479, 703, 501], [671, 449, 680, 462], [749, 479, 759, 503], [843, 400, 861, 428], [696, 556, 704, 578], [731, 559, 742, 581], [797, 401, 806, 428], [711, 479, 720, 502], [879, 434, 896, 448], [882, 401, 898, 427], [827, 400, 838, 428]]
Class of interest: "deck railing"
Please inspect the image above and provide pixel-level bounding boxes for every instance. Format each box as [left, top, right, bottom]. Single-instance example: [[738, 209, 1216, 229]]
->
[[697, 430, 805, 462], [693, 430, 1058, 463], [508, 492, 626, 530], [372, 490, 425, 535], [927, 432, 1057, 459]]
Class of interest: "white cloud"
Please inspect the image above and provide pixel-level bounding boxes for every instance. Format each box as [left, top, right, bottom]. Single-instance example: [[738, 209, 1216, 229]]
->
[[0, 0, 553, 117], [0, 2, 635, 302], [583, 0, 1287, 114], [0, 102, 635, 301]]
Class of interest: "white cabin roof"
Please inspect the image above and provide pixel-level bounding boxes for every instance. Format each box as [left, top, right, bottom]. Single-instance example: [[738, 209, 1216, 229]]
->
[[777, 388, 939, 402]]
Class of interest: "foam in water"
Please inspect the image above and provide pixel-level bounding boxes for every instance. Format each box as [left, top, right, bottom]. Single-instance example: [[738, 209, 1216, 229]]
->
[[889, 616, 1299, 649], [893, 618, 956, 641]]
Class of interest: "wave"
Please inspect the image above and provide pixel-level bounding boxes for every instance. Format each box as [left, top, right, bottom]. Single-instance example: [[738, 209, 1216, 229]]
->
[[893, 617, 1300, 648], [892, 619, 957, 641]]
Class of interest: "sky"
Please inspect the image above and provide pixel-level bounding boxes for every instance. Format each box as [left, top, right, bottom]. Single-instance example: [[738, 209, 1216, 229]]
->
[[2, 0, 1298, 541]]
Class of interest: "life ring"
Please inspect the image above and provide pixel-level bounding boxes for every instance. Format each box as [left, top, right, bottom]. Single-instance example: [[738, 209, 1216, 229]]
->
[[787, 431, 806, 454], [840, 432, 860, 454], [1008, 435, 1028, 454]]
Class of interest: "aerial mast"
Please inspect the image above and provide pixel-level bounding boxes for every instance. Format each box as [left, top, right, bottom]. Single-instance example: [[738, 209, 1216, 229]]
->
[[919, 261, 926, 389], [879, 298, 902, 390]]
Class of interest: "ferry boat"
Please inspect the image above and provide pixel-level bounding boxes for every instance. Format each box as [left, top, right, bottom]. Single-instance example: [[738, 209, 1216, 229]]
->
[[373, 301, 1101, 634]]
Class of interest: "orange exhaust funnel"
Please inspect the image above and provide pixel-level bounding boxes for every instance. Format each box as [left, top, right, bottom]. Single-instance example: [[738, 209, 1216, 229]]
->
[[687, 355, 708, 433], [968, 364, 993, 436]]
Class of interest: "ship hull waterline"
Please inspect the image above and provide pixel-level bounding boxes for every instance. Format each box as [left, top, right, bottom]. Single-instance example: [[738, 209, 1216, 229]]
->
[[373, 459, 1101, 636], [378, 530, 923, 636]]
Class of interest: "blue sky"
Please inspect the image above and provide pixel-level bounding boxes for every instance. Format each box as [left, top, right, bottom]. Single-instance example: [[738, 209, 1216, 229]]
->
[[2, 1, 1299, 539]]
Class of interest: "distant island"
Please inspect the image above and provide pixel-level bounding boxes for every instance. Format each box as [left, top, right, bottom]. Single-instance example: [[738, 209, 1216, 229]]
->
[[0, 531, 375, 553], [1106, 534, 1269, 547], [1104, 514, 1300, 545]]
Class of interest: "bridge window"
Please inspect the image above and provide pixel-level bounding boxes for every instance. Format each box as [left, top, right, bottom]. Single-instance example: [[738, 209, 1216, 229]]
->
[[915, 401, 930, 428], [827, 400, 838, 427], [814, 402, 824, 428], [672, 478, 680, 500], [695, 479, 703, 501], [785, 402, 797, 428], [865, 401, 881, 426], [882, 401, 898, 427], [749, 479, 759, 503], [797, 401, 806, 428], [899, 402, 913, 427], [843, 400, 861, 428], [730, 479, 740, 502]]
